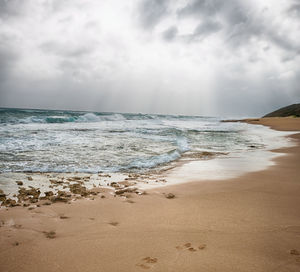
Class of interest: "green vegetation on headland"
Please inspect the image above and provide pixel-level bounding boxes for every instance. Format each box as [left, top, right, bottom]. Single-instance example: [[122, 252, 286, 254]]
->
[[263, 104, 300, 117]]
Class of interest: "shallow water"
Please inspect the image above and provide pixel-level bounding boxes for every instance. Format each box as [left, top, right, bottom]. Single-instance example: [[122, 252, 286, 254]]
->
[[0, 108, 293, 175]]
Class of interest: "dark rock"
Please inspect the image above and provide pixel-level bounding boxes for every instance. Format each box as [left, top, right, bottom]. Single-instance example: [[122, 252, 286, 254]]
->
[[2, 198, 19, 207], [49, 179, 63, 184], [16, 181, 23, 186], [69, 183, 88, 196], [165, 193, 175, 199], [17, 187, 40, 203], [0, 190, 6, 202], [115, 187, 137, 195], [45, 191, 54, 197]]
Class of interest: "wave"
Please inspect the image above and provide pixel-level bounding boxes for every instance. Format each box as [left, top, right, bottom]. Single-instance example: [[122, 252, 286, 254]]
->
[[1, 112, 129, 124], [127, 149, 181, 170], [0, 108, 212, 125], [127, 136, 190, 170]]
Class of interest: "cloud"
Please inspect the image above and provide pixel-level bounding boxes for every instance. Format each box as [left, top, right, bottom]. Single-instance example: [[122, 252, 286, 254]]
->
[[162, 25, 178, 41], [138, 0, 169, 29], [288, 1, 300, 17], [39, 41, 94, 58], [0, 0, 26, 18], [0, 0, 299, 117], [193, 20, 222, 37]]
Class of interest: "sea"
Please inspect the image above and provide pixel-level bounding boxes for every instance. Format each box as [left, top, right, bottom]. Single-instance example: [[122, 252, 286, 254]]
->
[[0, 107, 294, 178]]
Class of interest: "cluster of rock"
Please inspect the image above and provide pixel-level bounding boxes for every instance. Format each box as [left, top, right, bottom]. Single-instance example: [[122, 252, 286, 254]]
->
[[0, 177, 102, 208], [0, 175, 148, 208]]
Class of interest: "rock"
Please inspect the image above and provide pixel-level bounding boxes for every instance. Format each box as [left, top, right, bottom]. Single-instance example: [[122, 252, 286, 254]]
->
[[1, 198, 19, 207], [49, 179, 63, 184], [110, 182, 121, 188], [72, 177, 82, 180], [57, 191, 71, 197], [45, 191, 54, 197], [50, 196, 68, 203], [165, 193, 175, 199], [0, 190, 6, 202], [16, 181, 23, 186], [98, 173, 111, 178], [39, 191, 54, 200], [115, 187, 137, 195], [17, 187, 41, 203], [50, 190, 71, 203], [27, 176, 33, 181], [69, 183, 88, 196]]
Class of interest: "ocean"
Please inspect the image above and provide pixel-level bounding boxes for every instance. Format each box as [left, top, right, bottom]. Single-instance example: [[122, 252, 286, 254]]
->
[[0, 108, 292, 176]]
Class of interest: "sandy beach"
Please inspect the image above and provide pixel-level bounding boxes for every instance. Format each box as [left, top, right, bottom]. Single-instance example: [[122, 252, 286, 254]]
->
[[0, 117, 300, 272]]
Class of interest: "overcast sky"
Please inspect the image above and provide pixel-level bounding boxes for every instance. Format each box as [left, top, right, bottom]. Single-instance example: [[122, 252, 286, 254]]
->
[[0, 0, 299, 117]]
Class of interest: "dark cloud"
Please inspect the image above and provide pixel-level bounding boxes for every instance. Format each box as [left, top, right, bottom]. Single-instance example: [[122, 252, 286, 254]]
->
[[0, 0, 25, 18], [0, 33, 19, 83], [193, 20, 222, 37], [178, 0, 222, 18], [40, 41, 94, 58], [0, 48, 17, 83], [138, 0, 169, 29], [288, 2, 300, 17], [0, 0, 299, 117], [162, 25, 178, 41], [175, 0, 300, 55]]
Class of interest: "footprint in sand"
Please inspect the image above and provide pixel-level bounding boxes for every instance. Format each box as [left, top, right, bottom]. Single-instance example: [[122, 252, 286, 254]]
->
[[176, 242, 206, 252], [43, 231, 56, 239], [108, 221, 119, 226], [286, 226, 300, 234], [136, 257, 158, 270], [290, 249, 300, 256]]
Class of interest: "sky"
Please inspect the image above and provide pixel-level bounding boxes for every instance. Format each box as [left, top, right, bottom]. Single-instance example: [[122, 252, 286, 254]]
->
[[0, 0, 299, 117]]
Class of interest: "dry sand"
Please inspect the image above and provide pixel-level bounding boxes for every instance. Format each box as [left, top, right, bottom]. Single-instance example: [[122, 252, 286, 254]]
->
[[0, 118, 300, 272]]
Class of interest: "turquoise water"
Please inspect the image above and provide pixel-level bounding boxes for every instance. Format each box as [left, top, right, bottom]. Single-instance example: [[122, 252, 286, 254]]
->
[[0, 108, 281, 173]]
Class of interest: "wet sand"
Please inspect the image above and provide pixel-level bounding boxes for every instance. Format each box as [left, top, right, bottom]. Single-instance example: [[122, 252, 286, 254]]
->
[[0, 118, 300, 272]]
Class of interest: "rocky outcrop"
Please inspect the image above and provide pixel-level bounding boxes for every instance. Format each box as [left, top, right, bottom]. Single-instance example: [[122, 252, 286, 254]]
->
[[263, 104, 300, 117]]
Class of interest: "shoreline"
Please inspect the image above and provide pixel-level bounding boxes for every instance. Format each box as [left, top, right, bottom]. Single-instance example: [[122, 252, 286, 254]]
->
[[0, 119, 295, 203], [0, 118, 300, 271]]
